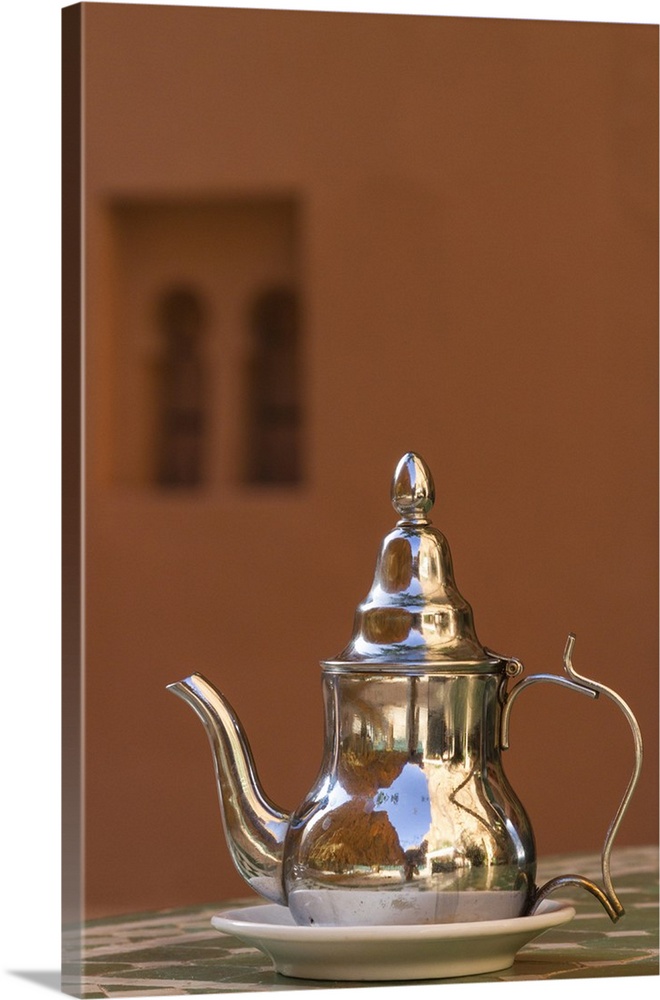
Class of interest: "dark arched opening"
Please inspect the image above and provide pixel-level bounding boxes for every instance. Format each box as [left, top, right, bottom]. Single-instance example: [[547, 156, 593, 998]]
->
[[154, 285, 208, 487], [245, 286, 302, 484]]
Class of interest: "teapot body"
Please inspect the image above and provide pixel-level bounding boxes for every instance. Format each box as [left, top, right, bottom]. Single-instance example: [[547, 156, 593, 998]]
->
[[283, 667, 536, 925]]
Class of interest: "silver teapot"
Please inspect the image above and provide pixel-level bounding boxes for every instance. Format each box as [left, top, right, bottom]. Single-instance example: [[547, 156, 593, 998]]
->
[[168, 452, 642, 926]]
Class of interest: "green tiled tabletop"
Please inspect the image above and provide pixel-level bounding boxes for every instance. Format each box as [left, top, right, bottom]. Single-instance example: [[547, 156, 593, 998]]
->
[[63, 845, 658, 997]]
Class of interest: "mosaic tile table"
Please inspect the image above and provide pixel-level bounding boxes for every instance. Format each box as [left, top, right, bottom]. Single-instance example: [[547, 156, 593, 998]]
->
[[64, 845, 658, 997]]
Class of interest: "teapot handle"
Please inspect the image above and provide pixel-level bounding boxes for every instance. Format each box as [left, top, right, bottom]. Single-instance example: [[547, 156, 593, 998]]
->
[[496, 633, 643, 922]]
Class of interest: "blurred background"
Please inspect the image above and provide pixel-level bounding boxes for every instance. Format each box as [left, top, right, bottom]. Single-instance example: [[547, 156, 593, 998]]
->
[[71, 3, 657, 918]]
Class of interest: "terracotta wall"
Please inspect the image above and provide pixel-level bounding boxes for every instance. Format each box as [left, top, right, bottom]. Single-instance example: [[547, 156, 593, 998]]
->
[[75, 3, 658, 917]]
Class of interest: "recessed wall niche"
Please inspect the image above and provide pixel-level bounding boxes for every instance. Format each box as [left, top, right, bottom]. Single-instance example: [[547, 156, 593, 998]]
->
[[110, 198, 303, 489]]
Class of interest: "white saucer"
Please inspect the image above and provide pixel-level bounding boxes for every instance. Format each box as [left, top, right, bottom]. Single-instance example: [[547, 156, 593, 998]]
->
[[211, 899, 575, 981]]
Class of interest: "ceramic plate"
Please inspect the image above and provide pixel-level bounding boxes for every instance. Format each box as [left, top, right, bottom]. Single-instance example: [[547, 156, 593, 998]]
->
[[211, 900, 575, 981]]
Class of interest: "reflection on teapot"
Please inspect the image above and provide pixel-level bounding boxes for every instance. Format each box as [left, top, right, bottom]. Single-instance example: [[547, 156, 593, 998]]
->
[[168, 452, 642, 926]]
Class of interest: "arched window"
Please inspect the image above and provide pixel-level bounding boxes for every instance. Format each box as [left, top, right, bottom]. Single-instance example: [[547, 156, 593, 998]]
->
[[245, 286, 302, 484], [154, 286, 208, 487]]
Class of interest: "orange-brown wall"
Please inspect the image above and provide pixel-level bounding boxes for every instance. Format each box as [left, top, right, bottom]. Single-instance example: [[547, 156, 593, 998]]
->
[[74, 3, 658, 917]]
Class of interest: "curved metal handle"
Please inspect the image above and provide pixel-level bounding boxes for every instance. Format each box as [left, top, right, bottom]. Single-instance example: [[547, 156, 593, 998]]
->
[[500, 633, 643, 922]]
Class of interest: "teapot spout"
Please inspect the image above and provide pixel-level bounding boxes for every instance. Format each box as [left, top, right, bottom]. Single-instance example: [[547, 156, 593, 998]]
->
[[167, 673, 290, 905]]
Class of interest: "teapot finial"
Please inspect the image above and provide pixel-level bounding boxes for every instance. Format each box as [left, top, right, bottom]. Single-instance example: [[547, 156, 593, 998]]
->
[[391, 451, 435, 522]]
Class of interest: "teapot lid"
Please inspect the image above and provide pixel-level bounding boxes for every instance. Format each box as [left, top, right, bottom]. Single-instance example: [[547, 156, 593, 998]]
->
[[323, 452, 501, 673]]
